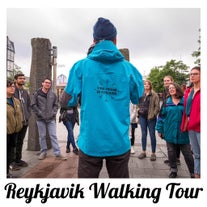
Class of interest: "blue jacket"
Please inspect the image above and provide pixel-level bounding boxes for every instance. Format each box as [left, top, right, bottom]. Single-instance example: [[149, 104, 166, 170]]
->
[[64, 40, 144, 156], [156, 96, 189, 144]]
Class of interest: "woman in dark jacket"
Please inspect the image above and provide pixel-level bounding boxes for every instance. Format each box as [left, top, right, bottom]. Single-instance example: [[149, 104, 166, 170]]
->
[[156, 83, 194, 178]]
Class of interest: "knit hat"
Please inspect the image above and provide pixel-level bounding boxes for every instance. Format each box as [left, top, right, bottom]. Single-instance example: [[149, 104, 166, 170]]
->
[[93, 17, 117, 41]]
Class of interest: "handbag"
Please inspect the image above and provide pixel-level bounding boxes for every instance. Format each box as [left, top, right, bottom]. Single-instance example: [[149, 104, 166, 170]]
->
[[58, 110, 67, 122]]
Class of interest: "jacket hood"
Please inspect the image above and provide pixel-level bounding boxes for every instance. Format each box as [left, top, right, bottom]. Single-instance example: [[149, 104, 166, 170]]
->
[[87, 40, 124, 63]]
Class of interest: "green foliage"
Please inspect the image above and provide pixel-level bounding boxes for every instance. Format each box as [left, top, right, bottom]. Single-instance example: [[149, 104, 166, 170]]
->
[[191, 28, 200, 66], [24, 82, 30, 91], [7, 68, 30, 90], [148, 59, 189, 92], [7, 68, 24, 81]]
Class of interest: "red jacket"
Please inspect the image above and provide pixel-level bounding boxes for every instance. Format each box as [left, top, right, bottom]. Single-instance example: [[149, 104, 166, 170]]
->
[[181, 87, 200, 132]]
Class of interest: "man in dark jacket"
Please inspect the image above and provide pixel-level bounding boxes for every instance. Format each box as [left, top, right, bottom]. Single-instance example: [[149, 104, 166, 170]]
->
[[31, 78, 67, 161], [10, 73, 31, 171]]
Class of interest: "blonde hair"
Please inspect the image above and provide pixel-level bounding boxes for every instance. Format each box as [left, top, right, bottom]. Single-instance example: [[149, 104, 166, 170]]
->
[[144, 80, 153, 90], [163, 75, 174, 82]]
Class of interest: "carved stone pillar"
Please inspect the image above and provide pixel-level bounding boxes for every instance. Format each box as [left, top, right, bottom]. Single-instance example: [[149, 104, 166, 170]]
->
[[28, 38, 52, 151], [119, 48, 130, 61]]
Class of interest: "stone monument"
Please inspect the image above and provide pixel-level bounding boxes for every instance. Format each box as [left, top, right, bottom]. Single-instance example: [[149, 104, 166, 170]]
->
[[119, 48, 130, 61], [28, 38, 52, 151]]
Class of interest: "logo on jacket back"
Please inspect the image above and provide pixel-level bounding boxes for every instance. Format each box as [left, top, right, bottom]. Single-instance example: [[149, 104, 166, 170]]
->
[[95, 79, 119, 102]]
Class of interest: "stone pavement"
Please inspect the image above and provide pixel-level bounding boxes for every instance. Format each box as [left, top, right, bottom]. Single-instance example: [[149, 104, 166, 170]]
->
[[11, 112, 192, 179]]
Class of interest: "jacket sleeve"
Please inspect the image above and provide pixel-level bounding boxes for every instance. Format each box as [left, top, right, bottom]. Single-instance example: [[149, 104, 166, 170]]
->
[[180, 88, 190, 132], [130, 65, 144, 104], [31, 92, 41, 117], [60, 91, 72, 109], [53, 94, 58, 116], [155, 105, 166, 134], [26, 92, 31, 118], [154, 92, 160, 116], [130, 103, 138, 123], [64, 63, 82, 107]]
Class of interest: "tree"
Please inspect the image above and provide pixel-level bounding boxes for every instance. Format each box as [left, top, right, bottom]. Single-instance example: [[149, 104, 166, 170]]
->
[[191, 28, 200, 66], [7, 64, 23, 81], [148, 59, 189, 92]]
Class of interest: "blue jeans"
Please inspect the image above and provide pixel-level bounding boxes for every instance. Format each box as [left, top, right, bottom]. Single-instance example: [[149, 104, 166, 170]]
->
[[36, 120, 61, 156], [188, 130, 200, 175], [139, 116, 156, 153], [63, 120, 77, 149]]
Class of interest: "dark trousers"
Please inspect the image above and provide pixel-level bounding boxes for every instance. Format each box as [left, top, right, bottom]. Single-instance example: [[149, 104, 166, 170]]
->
[[11, 125, 28, 162], [166, 143, 180, 160], [175, 145, 181, 159], [7, 133, 17, 174], [78, 150, 130, 178], [167, 142, 194, 174], [130, 123, 137, 146]]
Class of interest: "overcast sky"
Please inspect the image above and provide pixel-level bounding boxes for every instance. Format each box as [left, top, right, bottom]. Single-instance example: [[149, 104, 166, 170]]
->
[[7, 8, 200, 78]]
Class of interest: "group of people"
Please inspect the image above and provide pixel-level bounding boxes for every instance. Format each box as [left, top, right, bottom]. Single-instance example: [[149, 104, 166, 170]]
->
[[130, 69, 200, 179], [61, 17, 201, 179], [7, 74, 31, 178], [7, 75, 79, 178], [7, 17, 200, 179], [158, 68, 200, 179]]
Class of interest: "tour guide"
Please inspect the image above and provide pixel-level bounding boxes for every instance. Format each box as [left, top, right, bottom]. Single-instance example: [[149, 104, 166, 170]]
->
[[61, 17, 144, 178]]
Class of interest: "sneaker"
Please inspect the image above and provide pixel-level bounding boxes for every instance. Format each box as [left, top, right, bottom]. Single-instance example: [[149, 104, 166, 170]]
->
[[190, 173, 195, 178], [55, 154, 67, 160], [130, 146, 135, 154], [194, 173, 200, 178], [38, 153, 47, 160], [150, 154, 156, 161], [66, 148, 70, 153], [9, 162, 20, 171], [15, 160, 28, 167], [169, 172, 177, 178], [138, 153, 146, 159], [73, 148, 79, 155]]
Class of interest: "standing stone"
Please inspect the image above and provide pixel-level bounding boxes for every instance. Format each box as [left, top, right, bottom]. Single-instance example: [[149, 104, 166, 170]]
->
[[119, 48, 130, 61], [28, 38, 52, 151]]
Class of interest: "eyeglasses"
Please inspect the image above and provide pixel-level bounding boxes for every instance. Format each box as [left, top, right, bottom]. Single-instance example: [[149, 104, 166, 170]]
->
[[190, 73, 200, 76], [44, 81, 51, 84], [7, 85, 15, 88]]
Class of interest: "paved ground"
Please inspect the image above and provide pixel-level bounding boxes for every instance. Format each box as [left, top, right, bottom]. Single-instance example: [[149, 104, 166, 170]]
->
[[11, 112, 192, 179]]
